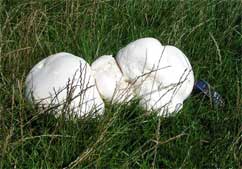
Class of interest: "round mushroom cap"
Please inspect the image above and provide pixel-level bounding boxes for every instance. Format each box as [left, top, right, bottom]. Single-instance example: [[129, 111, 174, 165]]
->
[[116, 38, 194, 116], [25, 52, 104, 117], [116, 37, 165, 81], [91, 55, 134, 103]]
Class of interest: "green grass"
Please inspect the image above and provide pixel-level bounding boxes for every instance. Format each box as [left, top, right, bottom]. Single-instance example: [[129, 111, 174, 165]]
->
[[0, 0, 241, 168]]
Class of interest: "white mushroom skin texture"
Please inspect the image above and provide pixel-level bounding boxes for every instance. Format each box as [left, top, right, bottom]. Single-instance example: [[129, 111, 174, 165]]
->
[[116, 37, 195, 116], [25, 52, 104, 117], [91, 55, 134, 103]]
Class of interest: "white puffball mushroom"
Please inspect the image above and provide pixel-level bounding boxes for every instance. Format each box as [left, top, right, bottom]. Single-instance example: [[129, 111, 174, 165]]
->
[[116, 37, 165, 81], [25, 52, 105, 117], [116, 37, 194, 116], [91, 55, 134, 103]]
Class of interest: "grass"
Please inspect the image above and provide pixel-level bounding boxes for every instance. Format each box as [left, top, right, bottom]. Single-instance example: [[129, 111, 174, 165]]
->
[[0, 0, 241, 168]]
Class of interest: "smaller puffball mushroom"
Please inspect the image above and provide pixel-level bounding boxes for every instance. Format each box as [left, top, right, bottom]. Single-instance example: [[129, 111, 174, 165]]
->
[[25, 52, 104, 117], [116, 38, 194, 116], [91, 55, 134, 103]]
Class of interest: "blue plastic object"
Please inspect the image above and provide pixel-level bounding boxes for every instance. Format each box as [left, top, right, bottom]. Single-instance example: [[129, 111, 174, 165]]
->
[[194, 80, 224, 107]]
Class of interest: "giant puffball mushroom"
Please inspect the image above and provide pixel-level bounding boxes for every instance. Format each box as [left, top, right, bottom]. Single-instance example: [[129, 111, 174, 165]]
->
[[91, 55, 134, 103], [25, 52, 105, 117], [116, 37, 194, 116]]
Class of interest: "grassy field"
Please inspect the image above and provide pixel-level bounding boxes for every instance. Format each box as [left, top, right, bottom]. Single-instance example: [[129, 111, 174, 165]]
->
[[0, 0, 241, 168]]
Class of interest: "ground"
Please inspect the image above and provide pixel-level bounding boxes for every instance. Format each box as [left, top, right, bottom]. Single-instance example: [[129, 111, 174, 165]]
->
[[0, 0, 241, 168]]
